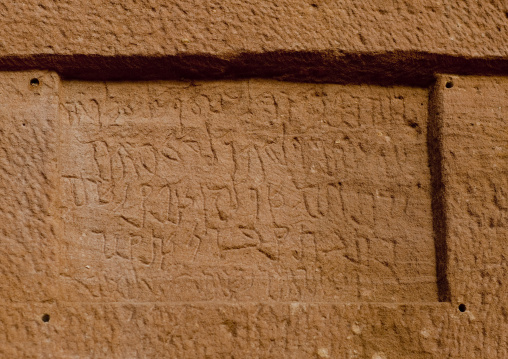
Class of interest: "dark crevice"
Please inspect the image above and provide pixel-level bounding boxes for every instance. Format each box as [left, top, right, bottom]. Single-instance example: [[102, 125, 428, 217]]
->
[[1, 51, 508, 86], [427, 78, 451, 302]]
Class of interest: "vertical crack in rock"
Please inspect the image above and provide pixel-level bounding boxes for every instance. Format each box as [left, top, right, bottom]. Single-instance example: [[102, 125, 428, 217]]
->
[[427, 78, 451, 302]]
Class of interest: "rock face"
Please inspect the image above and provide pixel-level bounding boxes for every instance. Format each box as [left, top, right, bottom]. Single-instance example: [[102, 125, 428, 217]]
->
[[59, 81, 436, 304], [3, 0, 508, 57], [0, 3, 507, 358]]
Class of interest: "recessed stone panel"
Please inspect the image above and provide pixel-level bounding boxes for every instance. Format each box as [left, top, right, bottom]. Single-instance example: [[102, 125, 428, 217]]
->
[[58, 80, 436, 302]]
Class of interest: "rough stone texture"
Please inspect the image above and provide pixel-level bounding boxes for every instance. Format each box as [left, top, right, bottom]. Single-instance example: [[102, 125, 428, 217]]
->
[[0, 71, 60, 303], [2, 1, 508, 83], [58, 81, 435, 303], [0, 72, 506, 358], [1, 0, 508, 57], [0, 2, 507, 357], [430, 75, 508, 357]]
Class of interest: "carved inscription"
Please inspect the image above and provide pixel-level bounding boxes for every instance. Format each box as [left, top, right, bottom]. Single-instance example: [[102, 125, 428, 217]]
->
[[58, 80, 437, 302]]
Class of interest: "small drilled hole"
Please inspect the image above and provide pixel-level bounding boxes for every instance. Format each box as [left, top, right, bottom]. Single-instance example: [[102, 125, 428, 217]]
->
[[445, 81, 454, 89], [310, 3, 318, 8], [458, 304, 466, 312], [42, 314, 50, 322], [505, 11, 508, 19], [30, 78, 40, 87]]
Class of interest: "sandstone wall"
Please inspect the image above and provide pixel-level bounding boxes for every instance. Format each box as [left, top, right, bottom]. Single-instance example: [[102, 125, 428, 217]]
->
[[0, 2, 507, 358]]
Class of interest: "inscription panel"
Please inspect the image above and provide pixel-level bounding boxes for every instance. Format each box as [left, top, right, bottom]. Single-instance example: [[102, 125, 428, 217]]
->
[[58, 80, 436, 302]]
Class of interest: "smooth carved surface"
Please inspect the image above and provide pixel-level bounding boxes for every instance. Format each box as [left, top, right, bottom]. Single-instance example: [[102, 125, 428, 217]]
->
[[58, 80, 436, 302]]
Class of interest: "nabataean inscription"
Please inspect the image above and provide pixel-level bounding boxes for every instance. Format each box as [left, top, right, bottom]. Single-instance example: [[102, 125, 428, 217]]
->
[[58, 80, 437, 302]]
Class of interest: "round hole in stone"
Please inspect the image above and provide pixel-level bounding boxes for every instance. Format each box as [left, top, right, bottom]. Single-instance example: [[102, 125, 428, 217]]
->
[[42, 314, 50, 322], [30, 78, 40, 87], [445, 81, 454, 89], [458, 303, 466, 312]]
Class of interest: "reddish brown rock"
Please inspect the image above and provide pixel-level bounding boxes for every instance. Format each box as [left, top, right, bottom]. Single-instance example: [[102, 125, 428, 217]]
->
[[0, 3, 507, 357], [0, 72, 506, 358], [2, 1, 508, 83], [0, 72, 60, 304], [58, 80, 435, 303], [1, 1, 508, 57]]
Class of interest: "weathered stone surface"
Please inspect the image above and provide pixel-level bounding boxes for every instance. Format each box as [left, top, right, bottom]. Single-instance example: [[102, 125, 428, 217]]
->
[[3, 302, 508, 358], [0, 71, 60, 303], [0, 5, 507, 352], [1, 1, 508, 83], [58, 80, 436, 303], [0, 73, 506, 358], [0, 71, 507, 357], [1, 0, 508, 57], [430, 75, 508, 357]]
